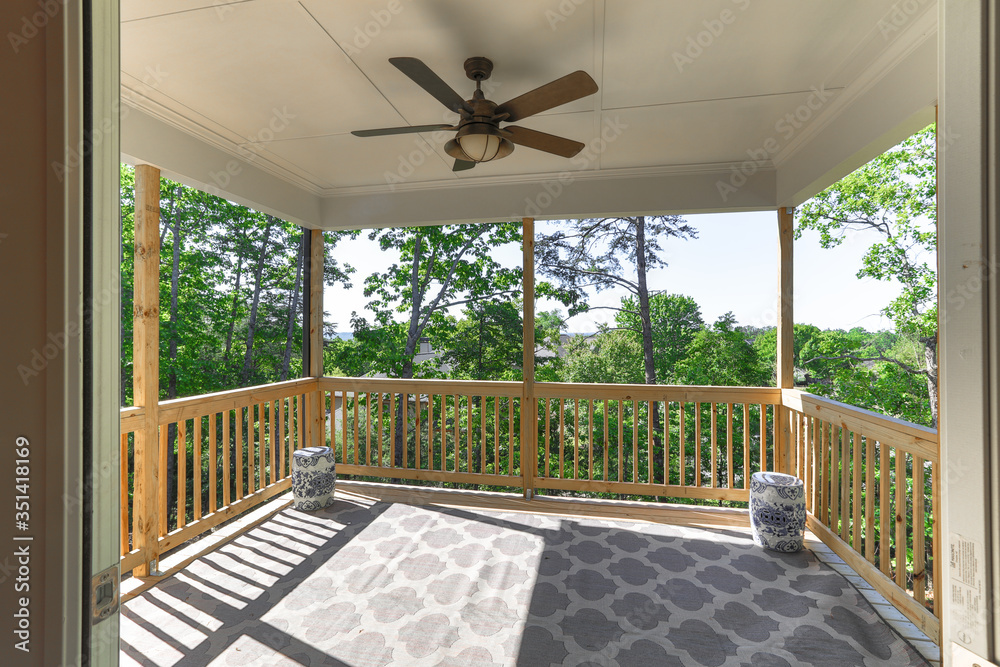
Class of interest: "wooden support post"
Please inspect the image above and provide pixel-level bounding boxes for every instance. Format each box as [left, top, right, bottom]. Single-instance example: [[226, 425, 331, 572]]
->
[[776, 207, 795, 474], [521, 218, 536, 498], [132, 164, 161, 577], [307, 229, 324, 448]]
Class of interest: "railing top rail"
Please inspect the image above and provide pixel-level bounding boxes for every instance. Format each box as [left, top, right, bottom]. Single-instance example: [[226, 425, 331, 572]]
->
[[321, 376, 523, 397], [783, 389, 938, 460], [535, 382, 782, 403], [155, 377, 320, 424]]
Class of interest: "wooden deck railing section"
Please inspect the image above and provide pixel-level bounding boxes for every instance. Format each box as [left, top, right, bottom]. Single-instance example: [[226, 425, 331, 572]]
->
[[783, 389, 940, 641], [320, 377, 526, 489], [118, 378, 939, 642], [118, 378, 317, 573]]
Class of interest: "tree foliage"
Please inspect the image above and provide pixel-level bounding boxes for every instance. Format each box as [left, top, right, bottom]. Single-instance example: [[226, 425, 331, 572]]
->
[[795, 124, 937, 424], [346, 222, 523, 380]]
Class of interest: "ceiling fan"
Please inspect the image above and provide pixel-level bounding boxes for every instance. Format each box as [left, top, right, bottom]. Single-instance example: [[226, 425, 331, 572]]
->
[[352, 57, 598, 171]]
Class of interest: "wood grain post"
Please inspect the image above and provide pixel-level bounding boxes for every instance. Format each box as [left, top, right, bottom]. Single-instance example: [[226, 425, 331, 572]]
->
[[521, 218, 536, 498], [132, 164, 161, 577], [307, 230, 324, 448], [776, 207, 795, 474]]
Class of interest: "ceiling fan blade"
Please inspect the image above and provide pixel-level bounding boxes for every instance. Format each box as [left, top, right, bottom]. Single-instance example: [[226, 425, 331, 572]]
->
[[505, 126, 585, 158], [453, 159, 476, 172], [495, 71, 598, 122], [389, 57, 472, 114], [351, 124, 454, 137]]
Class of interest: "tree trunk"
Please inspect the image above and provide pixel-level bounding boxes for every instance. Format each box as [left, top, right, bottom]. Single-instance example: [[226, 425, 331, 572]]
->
[[241, 219, 275, 386], [634, 216, 663, 478], [394, 235, 425, 468], [922, 335, 938, 428], [224, 222, 247, 361], [279, 238, 304, 381]]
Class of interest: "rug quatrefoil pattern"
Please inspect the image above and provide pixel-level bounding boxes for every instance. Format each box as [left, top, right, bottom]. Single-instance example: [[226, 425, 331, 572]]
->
[[120, 499, 929, 667]]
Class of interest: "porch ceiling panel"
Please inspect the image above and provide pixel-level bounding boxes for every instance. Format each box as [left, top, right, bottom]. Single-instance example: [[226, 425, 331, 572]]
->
[[120, 0, 938, 228], [597, 90, 841, 170]]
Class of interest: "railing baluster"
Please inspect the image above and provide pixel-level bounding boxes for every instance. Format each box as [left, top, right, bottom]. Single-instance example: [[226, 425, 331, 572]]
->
[[617, 400, 623, 484], [494, 397, 500, 475], [679, 402, 686, 484], [758, 404, 766, 472], [645, 400, 652, 485], [879, 440, 891, 575], [632, 400, 639, 484], [465, 396, 472, 473], [593, 399, 598, 482], [278, 398, 286, 480], [377, 392, 384, 467], [604, 399, 610, 483], [177, 419, 186, 528], [224, 409, 232, 504], [481, 395, 487, 475], [913, 455, 926, 605], [573, 399, 580, 480], [120, 432, 129, 554], [694, 402, 702, 487], [865, 433, 875, 563], [852, 431, 862, 551], [356, 392, 364, 467], [193, 416, 203, 520], [726, 403, 734, 489], [932, 457, 941, 617], [235, 408, 243, 501], [839, 426, 849, 542], [742, 403, 750, 489], [158, 424, 168, 536], [211, 411, 219, 507], [402, 393, 409, 469], [820, 421, 829, 525], [389, 393, 396, 470], [507, 396, 514, 475], [895, 449, 907, 588]]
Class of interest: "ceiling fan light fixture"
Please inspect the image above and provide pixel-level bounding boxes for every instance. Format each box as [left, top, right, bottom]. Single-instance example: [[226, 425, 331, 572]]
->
[[448, 123, 514, 163]]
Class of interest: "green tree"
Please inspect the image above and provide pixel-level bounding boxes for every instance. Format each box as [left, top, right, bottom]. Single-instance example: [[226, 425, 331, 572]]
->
[[675, 313, 769, 387], [349, 222, 523, 466], [614, 293, 704, 383], [536, 216, 697, 388], [796, 125, 938, 425]]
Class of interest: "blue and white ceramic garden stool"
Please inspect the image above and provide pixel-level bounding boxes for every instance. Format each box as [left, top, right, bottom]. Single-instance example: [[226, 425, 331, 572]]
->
[[749, 471, 806, 552], [291, 446, 336, 511]]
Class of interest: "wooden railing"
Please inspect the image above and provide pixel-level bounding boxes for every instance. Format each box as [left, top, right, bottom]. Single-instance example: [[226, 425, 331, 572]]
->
[[118, 378, 317, 573], [118, 378, 939, 642], [320, 377, 525, 489], [783, 389, 940, 642], [532, 384, 782, 501]]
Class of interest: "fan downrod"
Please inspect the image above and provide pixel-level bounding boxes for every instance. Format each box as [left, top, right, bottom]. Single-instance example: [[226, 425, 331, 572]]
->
[[464, 57, 494, 82]]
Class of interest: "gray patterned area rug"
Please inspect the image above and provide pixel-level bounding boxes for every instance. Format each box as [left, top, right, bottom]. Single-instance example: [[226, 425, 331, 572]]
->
[[120, 497, 929, 667]]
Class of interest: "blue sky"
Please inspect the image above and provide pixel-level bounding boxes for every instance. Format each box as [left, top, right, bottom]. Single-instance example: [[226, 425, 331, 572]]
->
[[325, 212, 902, 334]]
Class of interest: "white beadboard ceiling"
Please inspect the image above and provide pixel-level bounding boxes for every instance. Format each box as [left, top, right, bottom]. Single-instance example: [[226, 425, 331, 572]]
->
[[120, 0, 938, 229]]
